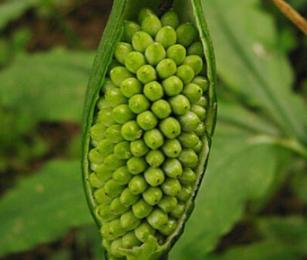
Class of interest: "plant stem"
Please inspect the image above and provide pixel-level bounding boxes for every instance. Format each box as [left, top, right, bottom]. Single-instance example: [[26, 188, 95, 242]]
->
[[249, 135, 307, 160], [272, 0, 307, 35]]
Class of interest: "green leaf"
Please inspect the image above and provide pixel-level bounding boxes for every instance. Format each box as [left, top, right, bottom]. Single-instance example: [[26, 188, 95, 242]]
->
[[257, 216, 307, 252], [205, 0, 307, 143], [0, 160, 92, 256], [170, 103, 288, 259], [291, 169, 307, 204], [0, 0, 37, 31], [0, 49, 94, 123], [211, 217, 307, 259], [208, 241, 299, 260]]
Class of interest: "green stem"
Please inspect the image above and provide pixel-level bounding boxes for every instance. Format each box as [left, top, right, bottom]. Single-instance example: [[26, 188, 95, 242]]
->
[[248, 135, 307, 160]]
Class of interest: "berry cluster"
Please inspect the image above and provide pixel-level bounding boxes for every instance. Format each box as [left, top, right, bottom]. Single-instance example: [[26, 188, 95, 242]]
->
[[88, 8, 209, 259]]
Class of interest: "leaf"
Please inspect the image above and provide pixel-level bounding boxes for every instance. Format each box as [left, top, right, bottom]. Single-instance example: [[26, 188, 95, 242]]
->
[[257, 216, 307, 252], [169, 103, 288, 259], [210, 217, 307, 259], [0, 160, 92, 256], [208, 241, 299, 260], [291, 171, 307, 204], [0, 0, 37, 31], [0, 49, 94, 123], [205, 0, 307, 143]]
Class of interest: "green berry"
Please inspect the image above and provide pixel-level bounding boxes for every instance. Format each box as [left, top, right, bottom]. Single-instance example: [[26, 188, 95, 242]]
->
[[147, 209, 168, 229], [183, 83, 203, 104], [132, 31, 154, 52], [96, 108, 114, 126], [145, 43, 166, 65], [128, 175, 148, 195], [169, 95, 191, 115], [155, 26, 177, 48], [115, 42, 132, 64], [113, 141, 132, 159], [94, 187, 111, 204], [113, 166, 132, 185], [145, 150, 165, 168], [162, 139, 182, 158], [167, 44, 186, 65], [125, 51, 146, 73], [110, 66, 132, 86], [132, 199, 153, 219], [120, 77, 142, 98], [120, 210, 141, 231], [195, 122, 206, 136], [179, 149, 199, 168], [151, 99, 172, 119], [193, 76, 209, 92], [160, 117, 181, 139], [144, 81, 164, 101], [163, 158, 183, 178], [104, 86, 127, 107], [124, 21, 140, 42], [143, 187, 163, 206], [170, 203, 185, 219], [144, 129, 164, 150], [138, 8, 155, 23], [97, 139, 115, 157], [191, 105, 206, 120], [176, 23, 197, 47], [176, 64, 195, 84], [177, 185, 193, 202], [90, 124, 106, 145], [184, 55, 203, 75], [188, 41, 204, 57], [137, 111, 158, 130], [179, 111, 201, 132], [89, 172, 103, 188], [97, 204, 114, 222], [120, 188, 140, 207], [162, 75, 183, 96], [122, 232, 141, 248], [158, 196, 178, 213], [105, 124, 124, 143], [88, 148, 104, 164], [179, 132, 200, 148], [137, 64, 157, 83], [110, 239, 124, 256], [112, 104, 135, 124], [110, 197, 129, 215], [130, 139, 149, 157], [179, 168, 197, 184], [159, 218, 177, 235], [127, 157, 147, 175], [104, 179, 124, 199], [121, 121, 143, 141], [161, 10, 179, 28], [162, 178, 182, 196], [134, 222, 155, 242], [156, 58, 177, 79], [141, 14, 162, 36], [193, 141, 203, 153], [128, 94, 150, 114], [144, 167, 165, 186], [102, 219, 125, 240], [197, 96, 208, 107]]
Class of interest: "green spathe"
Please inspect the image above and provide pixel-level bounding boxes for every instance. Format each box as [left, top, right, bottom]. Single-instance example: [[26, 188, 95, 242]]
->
[[83, 2, 216, 259]]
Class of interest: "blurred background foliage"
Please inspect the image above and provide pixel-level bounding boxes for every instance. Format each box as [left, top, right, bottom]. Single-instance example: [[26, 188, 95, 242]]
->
[[0, 0, 306, 259]]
